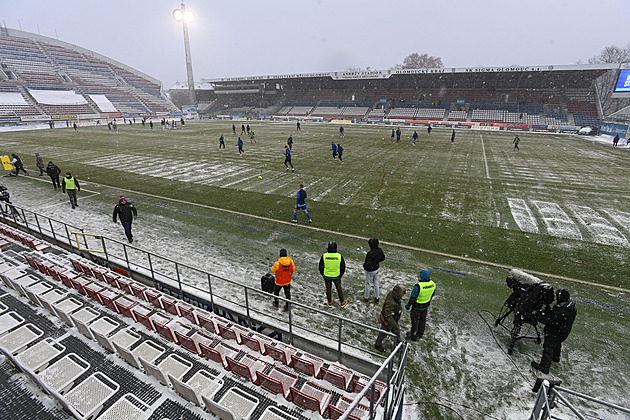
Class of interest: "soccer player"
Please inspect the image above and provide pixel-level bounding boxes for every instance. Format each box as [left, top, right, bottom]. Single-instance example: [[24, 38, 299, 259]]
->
[[513, 135, 520, 151], [427, 124, 432, 135], [337, 144, 344, 163], [331, 142, 338, 160], [287, 135, 293, 150], [237, 137, 245, 156], [284, 146, 294, 171], [339, 125, 344, 137], [391, 129, 395, 143], [292, 184, 311, 223], [219, 135, 225, 149], [412, 131, 418, 146], [451, 130, 456, 144]]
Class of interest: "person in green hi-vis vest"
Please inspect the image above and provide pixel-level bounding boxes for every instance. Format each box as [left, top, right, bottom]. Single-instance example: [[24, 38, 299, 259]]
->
[[318, 241, 347, 308], [61, 172, 80, 209]]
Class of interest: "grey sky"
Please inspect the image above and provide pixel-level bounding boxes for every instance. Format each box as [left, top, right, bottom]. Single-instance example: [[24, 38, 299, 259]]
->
[[3, 0, 629, 89]]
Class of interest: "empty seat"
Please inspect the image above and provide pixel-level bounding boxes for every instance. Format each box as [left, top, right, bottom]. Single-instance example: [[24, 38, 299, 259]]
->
[[114, 339, 164, 369], [200, 341, 239, 369], [0, 311, 25, 335], [328, 395, 370, 420], [264, 341, 297, 366], [203, 386, 259, 420], [15, 337, 65, 372], [113, 295, 138, 319], [258, 366, 298, 399], [64, 372, 119, 420], [289, 381, 332, 416], [320, 363, 354, 391], [39, 353, 90, 394], [352, 375, 386, 402], [0, 323, 43, 354], [131, 303, 154, 330], [97, 393, 150, 420], [241, 332, 272, 354], [291, 352, 324, 377], [225, 353, 267, 384]]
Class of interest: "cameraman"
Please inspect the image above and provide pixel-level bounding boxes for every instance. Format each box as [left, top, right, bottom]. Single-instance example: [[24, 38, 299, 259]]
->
[[531, 288, 577, 374]]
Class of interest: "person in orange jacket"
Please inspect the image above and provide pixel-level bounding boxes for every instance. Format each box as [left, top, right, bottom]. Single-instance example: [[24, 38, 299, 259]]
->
[[270, 248, 295, 311]]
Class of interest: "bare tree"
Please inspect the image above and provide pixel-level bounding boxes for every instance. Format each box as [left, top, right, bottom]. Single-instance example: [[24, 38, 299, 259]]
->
[[400, 53, 444, 69], [588, 45, 630, 64]]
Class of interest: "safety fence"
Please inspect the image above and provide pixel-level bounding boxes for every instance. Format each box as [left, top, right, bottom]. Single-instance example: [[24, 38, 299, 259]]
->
[[529, 378, 630, 419]]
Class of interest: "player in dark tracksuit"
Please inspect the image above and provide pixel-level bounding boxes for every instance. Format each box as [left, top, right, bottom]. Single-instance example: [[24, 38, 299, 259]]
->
[[412, 131, 418, 146], [46, 161, 61, 190], [337, 144, 344, 163], [237, 137, 245, 155], [451, 130, 456, 144], [287, 135, 293, 150], [284, 146, 294, 171], [219, 135, 225, 149], [331, 142, 338, 160], [113, 197, 138, 243]]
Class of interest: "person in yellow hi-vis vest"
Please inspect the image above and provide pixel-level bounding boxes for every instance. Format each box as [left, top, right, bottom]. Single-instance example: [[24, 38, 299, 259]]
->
[[61, 172, 80, 209], [405, 269, 436, 341], [318, 241, 347, 308]]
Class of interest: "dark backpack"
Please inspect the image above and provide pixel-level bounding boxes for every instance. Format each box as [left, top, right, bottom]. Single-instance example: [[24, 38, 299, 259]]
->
[[261, 273, 275, 293]]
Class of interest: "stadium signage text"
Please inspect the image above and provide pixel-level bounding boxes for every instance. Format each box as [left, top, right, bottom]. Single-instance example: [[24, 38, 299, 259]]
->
[[465, 67, 543, 73]]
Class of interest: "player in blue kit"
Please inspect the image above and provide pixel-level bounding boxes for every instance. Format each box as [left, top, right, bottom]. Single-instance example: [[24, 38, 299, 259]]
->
[[284, 146, 294, 171], [292, 184, 312, 223]]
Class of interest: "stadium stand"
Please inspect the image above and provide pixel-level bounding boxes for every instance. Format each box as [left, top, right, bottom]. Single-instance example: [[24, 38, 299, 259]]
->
[[183, 64, 630, 133], [0, 29, 177, 121]]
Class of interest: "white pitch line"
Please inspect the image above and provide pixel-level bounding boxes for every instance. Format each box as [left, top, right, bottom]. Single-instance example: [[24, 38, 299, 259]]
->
[[80, 180, 630, 295], [480, 133, 490, 179]]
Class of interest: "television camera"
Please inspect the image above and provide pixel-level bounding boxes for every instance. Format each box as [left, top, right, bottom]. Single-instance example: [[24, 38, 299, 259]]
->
[[495, 269, 555, 354]]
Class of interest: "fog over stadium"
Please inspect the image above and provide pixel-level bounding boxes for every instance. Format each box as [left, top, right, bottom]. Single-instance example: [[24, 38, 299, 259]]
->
[[3, 0, 630, 88]]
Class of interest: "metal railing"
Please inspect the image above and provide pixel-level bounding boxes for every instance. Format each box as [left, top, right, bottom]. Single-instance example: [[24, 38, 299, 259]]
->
[[530, 378, 630, 420], [0, 202, 407, 419]]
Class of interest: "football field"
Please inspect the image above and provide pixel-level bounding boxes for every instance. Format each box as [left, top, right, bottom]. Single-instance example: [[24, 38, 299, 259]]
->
[[1, 120, 629, 418]]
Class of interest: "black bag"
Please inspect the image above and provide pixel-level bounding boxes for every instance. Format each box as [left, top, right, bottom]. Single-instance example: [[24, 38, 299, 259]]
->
[[261, 273, 275, 293]]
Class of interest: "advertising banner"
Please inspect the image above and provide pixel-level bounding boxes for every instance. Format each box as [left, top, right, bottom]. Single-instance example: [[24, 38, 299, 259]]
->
[[51, 114, 77, 120], [21, 115, 50, 121], [600, 122, 629, 136]]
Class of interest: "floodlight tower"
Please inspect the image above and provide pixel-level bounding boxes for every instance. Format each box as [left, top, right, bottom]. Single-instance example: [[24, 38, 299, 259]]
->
[[173, 2, 197, 107]]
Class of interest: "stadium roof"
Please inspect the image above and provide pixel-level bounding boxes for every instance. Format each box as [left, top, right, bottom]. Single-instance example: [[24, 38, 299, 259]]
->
[[202, 63, 622, 83]]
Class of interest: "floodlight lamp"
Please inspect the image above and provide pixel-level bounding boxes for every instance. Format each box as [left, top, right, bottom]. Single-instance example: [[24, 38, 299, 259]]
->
[[184, 10, 195, 23], [173, 9, 184, 22]]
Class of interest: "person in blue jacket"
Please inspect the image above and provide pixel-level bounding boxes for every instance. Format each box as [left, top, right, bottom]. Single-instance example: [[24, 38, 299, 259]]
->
[[337, 144, 344, 163], [391, 129, 395, 142], [405, 269, 436, 341], [237, 137, 245, 155], [292, 184, 311, 223], [412, 131, 418, 146], [339, 125, 344, 137], [331, 142, 338, 160], [284, 146, 294, 171], [451, 130, 456, 144]]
